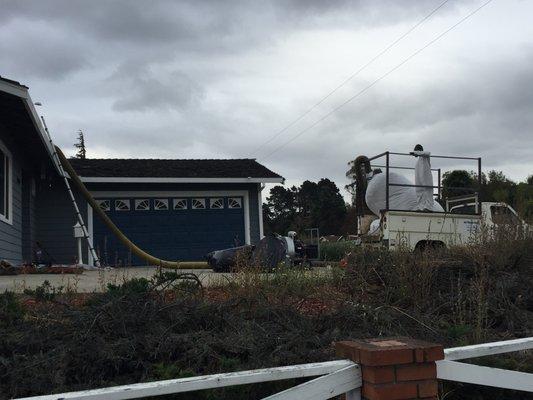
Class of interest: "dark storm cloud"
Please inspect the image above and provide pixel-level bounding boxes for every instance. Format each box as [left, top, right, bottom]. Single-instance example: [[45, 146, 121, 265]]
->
[[0, 19, 89, 80], [258, 48, 533, 184], [107, 64, 204, 112], [0, 0, 470, 80], [1, 0, 529, 193]]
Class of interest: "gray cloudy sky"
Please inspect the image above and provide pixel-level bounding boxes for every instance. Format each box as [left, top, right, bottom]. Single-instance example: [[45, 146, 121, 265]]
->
[[1, 0, 532, 200]]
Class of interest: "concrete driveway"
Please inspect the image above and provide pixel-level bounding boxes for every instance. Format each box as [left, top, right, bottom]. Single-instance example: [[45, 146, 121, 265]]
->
[[0, 267, 230, 293]]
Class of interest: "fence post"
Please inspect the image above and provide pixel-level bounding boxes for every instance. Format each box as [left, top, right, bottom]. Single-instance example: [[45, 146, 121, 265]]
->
[[336, 337, 444, 400]]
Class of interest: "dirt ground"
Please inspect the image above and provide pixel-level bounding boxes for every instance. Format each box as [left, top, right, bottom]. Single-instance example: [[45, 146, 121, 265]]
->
[[0, 267, 230, 293]]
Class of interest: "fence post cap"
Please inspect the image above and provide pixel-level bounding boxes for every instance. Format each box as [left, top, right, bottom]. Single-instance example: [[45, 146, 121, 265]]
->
[[335, 337, 444, 366]]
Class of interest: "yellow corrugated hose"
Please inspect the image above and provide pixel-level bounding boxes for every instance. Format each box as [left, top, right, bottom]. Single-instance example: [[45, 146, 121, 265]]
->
[[56, 146, 208, 269]]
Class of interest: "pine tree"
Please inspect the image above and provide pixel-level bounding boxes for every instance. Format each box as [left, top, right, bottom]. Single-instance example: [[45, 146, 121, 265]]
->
[[74, 130, 86, 159]]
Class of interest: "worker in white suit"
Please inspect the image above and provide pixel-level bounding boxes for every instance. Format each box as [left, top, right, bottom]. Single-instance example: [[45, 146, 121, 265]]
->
[[411, 144, 434, 211]]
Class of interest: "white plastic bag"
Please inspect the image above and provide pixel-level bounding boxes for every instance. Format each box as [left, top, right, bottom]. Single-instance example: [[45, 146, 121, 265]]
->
[[365, 171, 443, 216]]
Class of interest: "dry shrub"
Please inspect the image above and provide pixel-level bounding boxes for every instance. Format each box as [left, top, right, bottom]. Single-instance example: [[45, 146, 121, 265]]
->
[[342, 227, 533, 344]]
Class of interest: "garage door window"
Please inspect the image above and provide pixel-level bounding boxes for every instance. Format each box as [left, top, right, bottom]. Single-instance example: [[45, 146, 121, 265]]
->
[[173, 198, 188, 210], [154, 199, 169, 210], [228, 198, 242, 209], [96, 200, 110, 212], [192, 198, 205, 209], [135, 199, 150, 211], [115, 199, 130, 211], [210, 198, 224, 209]]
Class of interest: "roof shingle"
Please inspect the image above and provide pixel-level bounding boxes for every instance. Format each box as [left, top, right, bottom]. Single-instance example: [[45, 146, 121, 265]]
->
[[69, 158, 283, 180]]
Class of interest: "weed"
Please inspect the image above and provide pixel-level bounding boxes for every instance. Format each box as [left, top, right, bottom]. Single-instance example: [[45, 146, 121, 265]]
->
[[23, 280, 64, 301], [0, 291, 25, 325]]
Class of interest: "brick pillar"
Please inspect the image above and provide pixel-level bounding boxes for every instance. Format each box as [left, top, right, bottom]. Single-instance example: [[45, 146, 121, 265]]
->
[[335, 337, 444, 400]]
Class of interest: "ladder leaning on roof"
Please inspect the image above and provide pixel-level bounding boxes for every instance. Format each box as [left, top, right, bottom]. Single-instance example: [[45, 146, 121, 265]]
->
[[40, 116, 101, 267]]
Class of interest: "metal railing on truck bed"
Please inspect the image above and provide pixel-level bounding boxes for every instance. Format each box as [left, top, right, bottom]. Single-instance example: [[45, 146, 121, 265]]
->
[[367, 151, 483, 216]]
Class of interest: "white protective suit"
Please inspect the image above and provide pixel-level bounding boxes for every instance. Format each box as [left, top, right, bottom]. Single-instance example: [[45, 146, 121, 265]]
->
[[413, 150, 435, 211]]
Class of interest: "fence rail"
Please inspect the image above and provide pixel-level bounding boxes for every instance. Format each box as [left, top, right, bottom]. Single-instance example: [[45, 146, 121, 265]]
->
[[437, 337, 533, 393], [14, 360, 361, 400], [15, 337, 533, 399]]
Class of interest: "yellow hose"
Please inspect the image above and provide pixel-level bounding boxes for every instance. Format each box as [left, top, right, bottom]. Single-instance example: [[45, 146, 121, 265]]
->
[[56, 146, 208, 269]]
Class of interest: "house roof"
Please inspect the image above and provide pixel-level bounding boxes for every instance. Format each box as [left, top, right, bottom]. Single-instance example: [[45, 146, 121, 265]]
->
[[0, 76, 28, 89], [69, 158, 284, 183], [0, 76, 60, 174]]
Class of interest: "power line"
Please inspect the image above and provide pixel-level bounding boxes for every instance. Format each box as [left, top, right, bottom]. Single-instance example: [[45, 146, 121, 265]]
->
[[249, 0, 451, 157], [261, 0, 494, 161]]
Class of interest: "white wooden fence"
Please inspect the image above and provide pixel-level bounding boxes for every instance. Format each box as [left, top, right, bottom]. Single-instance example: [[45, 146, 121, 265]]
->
[[13, 360, 362, 400], [437, 337, 533, 392], [14, 337, 533, 399]]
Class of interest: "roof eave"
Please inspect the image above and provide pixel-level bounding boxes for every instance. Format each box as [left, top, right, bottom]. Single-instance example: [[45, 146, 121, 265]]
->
[[0, 79, 62, 175], [79, 176, 284, 184]]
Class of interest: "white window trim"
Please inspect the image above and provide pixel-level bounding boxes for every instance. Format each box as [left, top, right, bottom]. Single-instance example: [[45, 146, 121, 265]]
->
[[209, 198, 224, 209], [0, 139, 13, 225], [115, 199, 131, 211], [154, 199, 169, 210], [228, 197, 243, 209], [134, 199, 150, 211], [96, 199, 111, 212], [173, 198, 188, 210], [192, 198, 206, 209]]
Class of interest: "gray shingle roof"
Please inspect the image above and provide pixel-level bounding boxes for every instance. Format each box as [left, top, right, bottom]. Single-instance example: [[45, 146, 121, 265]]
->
[[69, 158, 283, 179]]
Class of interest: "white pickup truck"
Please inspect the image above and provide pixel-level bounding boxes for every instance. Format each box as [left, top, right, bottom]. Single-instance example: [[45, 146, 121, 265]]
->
[[371, 201, 529, 250]]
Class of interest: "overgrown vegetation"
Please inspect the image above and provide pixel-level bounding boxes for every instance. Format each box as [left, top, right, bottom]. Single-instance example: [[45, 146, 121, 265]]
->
[[1, 233, 532, 399]]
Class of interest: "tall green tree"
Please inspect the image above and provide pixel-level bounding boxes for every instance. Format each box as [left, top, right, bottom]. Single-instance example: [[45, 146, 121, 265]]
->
[[441, 170, 476, 198], [443, 169, 532, 221], [263, 179, 347, 235]]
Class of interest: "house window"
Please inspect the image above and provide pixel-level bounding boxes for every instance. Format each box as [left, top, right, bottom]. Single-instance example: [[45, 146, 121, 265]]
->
[[154, 199, 169, 210], [192, 198, 205, 209], [0, 141, 12, 224], [115, 199, 130, 211], [210, 198, 224, 209], [173, 198, 188, 210], [96, 200, 110, 212], [228, 197, 242, 209], [135, 199, 150, 211]]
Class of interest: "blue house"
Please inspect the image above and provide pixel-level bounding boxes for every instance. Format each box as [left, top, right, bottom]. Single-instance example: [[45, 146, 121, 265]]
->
[[0, 77, 283, 266]]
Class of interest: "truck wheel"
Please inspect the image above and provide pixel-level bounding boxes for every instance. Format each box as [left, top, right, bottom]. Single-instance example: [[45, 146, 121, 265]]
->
[[415, 240, 445, 252]]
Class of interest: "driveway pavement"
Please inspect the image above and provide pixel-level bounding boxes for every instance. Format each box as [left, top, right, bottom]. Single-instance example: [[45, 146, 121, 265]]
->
[[0, 267, 229, 293]]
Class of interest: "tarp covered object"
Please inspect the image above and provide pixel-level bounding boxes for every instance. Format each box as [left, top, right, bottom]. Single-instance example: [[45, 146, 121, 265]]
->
[[365, 172, 443, 216]]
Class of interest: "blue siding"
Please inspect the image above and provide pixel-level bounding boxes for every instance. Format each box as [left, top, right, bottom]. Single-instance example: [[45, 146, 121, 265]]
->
[[36, 178, 87, 264], [0, 130, 24, 264], [22, 172, 36, 261]]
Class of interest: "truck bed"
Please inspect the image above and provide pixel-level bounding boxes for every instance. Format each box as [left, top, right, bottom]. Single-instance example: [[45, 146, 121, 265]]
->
[[383, 210, 481, 250]]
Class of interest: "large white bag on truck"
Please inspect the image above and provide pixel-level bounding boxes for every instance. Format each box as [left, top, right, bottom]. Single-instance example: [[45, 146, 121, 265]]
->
[[365, 172, 443, 216]]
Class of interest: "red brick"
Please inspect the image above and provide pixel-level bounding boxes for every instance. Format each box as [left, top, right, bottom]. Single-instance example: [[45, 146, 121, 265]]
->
[[362, 366, 395, 384], [360, 347, 414, 366], [363, 382, 418, 400], [335, 341, 360, 361], [423, 346, 444, 362], [418, 381, 438, 398], [414, 348, 425, 363], [395, 363, 436, 381]]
